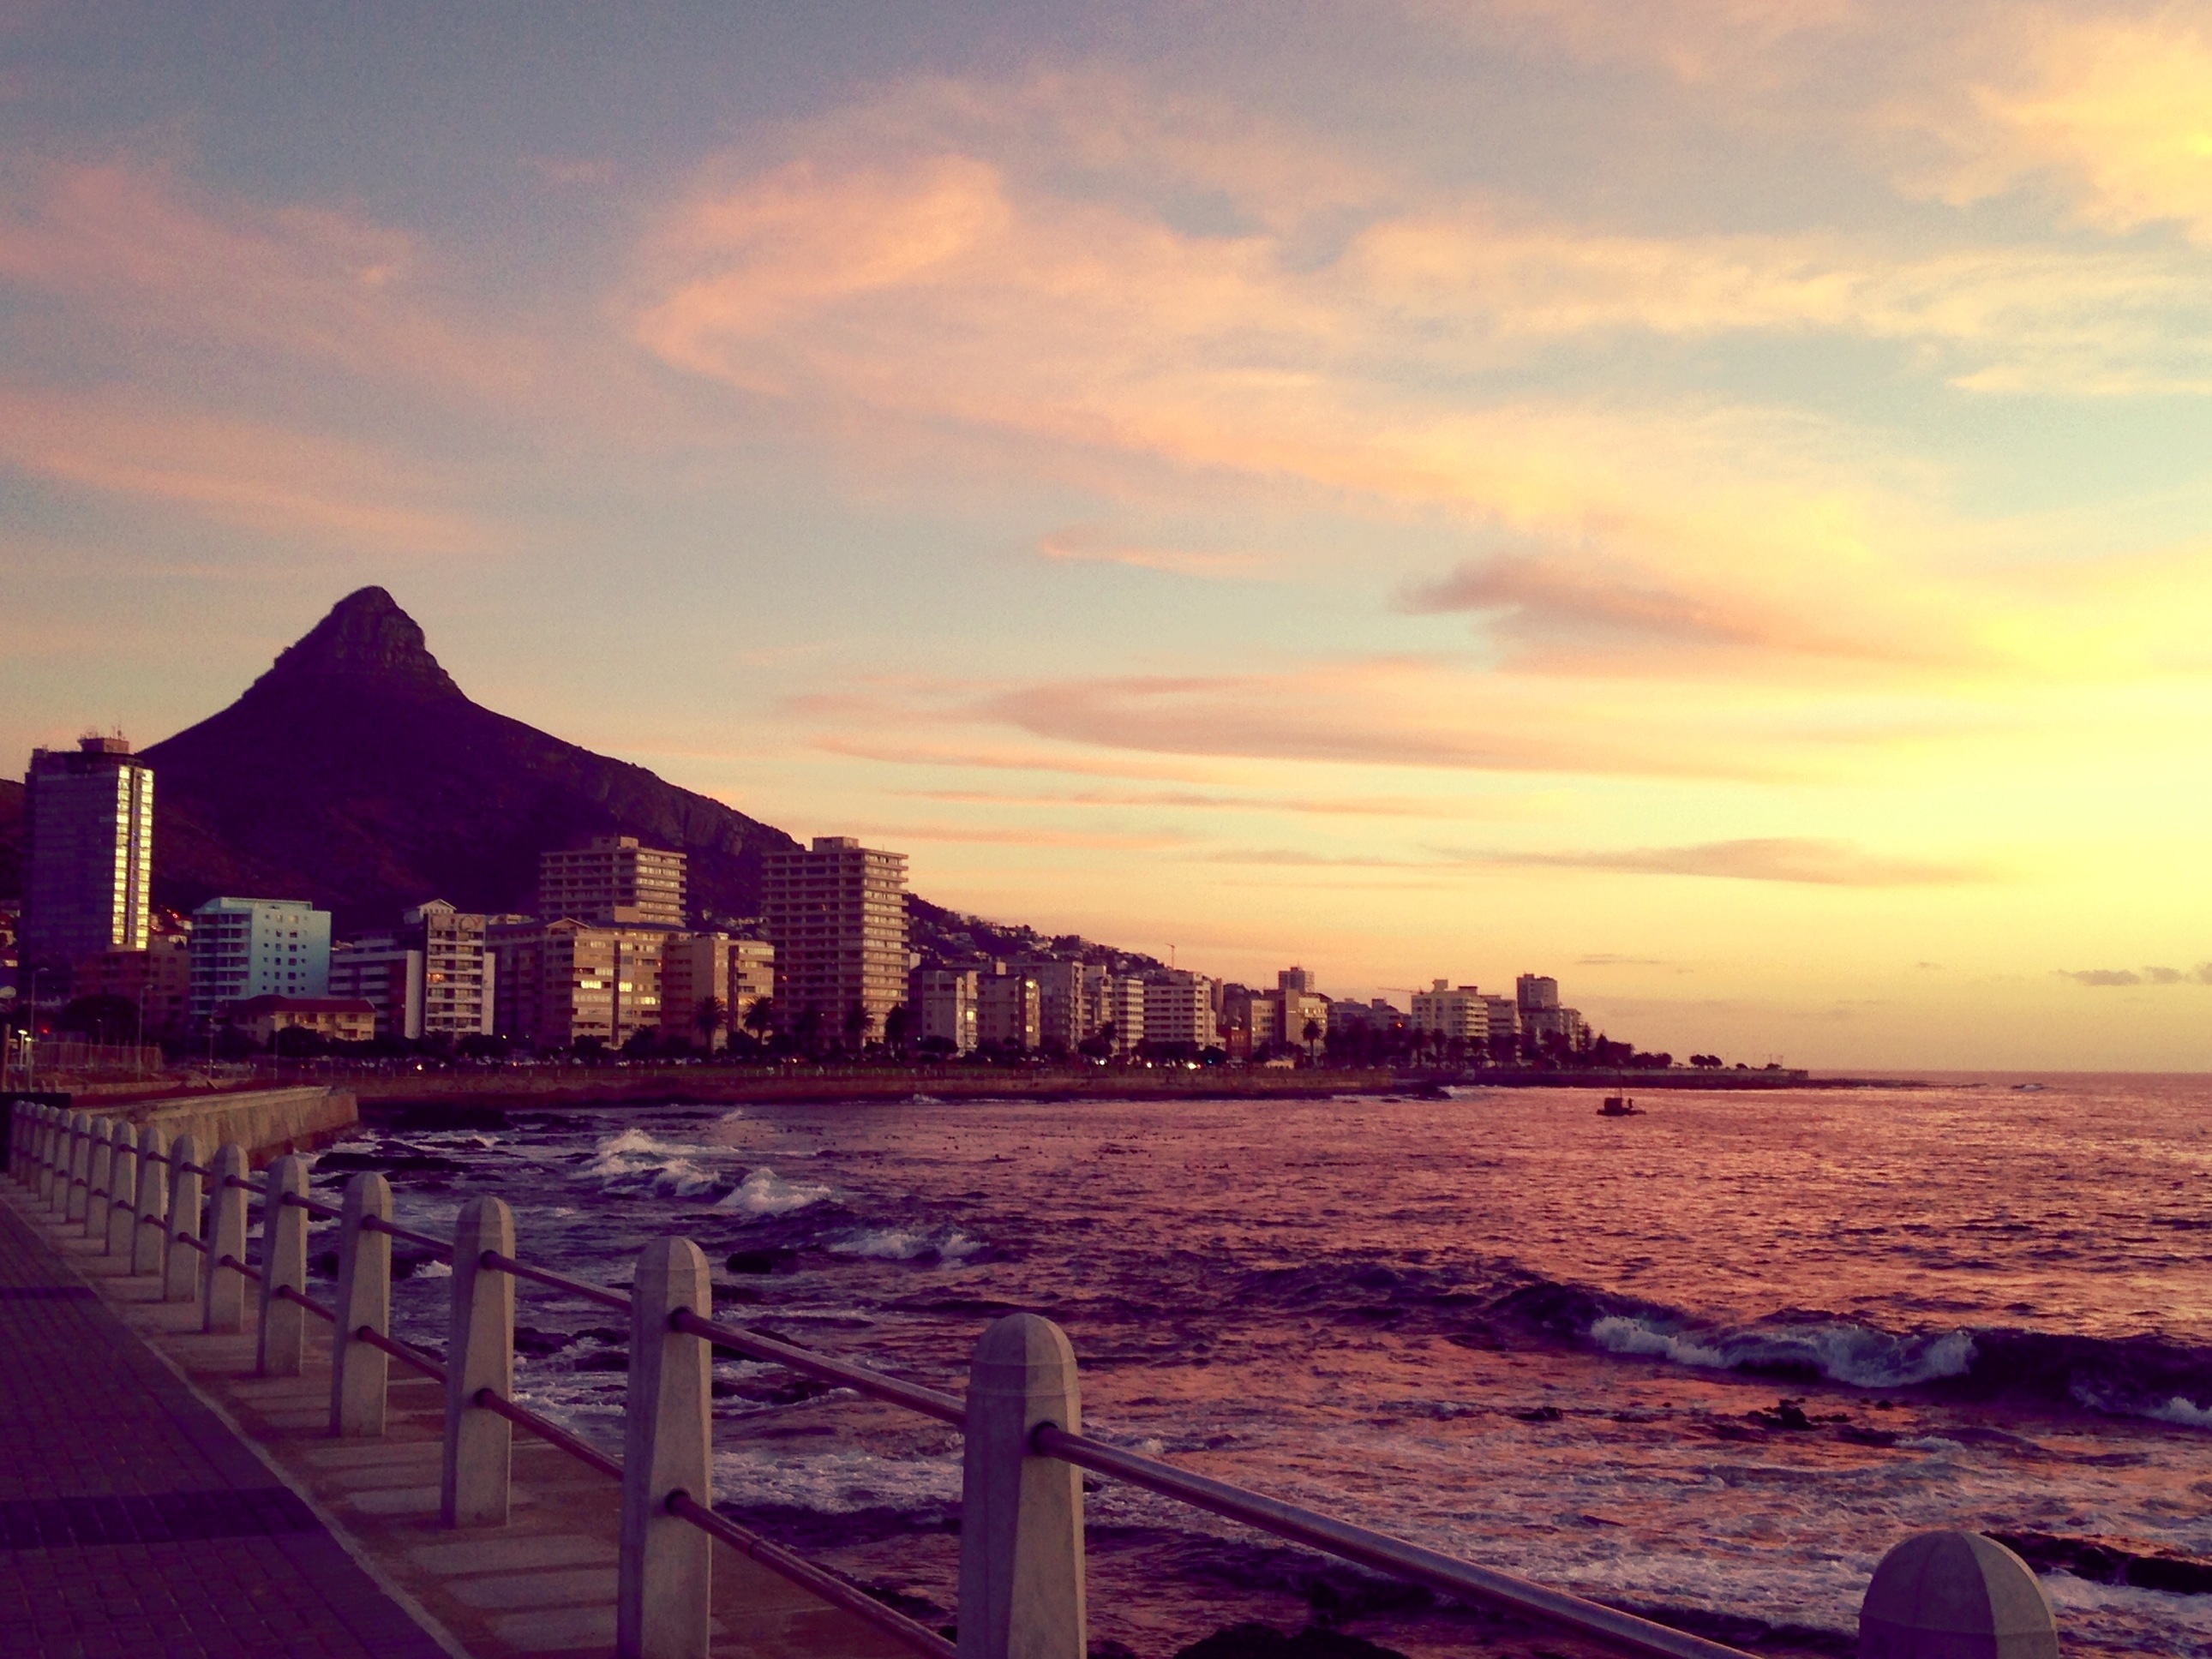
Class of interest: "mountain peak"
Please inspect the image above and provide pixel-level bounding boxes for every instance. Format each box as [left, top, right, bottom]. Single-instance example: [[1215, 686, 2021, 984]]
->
[[249, 587, 463, 701]]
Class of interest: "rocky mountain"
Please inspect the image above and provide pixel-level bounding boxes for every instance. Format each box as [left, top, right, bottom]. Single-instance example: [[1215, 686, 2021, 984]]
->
[[0, 589, 1136, 964]]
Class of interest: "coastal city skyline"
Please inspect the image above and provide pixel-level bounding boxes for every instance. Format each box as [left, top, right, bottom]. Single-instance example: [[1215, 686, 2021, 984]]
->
[[9, 5, 2212, 1073]]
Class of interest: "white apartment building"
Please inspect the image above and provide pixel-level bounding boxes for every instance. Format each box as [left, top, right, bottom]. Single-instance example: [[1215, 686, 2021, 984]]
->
[[1411, 980, 1490, 1044], [909, 966, 979, 1054], [189, 898, 332, 1027], [1142, 972, 1219, 1049], [1103, 975, 1147, 1056], [332, 901, 497, 1042], [977, 967, 1041, 1050], [763, 837, 909, 1039]]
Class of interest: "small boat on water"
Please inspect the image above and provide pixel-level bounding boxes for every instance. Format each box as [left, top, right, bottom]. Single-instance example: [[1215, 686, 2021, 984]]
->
[[1598, 1094, 1643, 1117]]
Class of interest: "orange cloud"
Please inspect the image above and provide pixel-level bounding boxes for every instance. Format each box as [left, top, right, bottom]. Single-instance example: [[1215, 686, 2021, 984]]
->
[[1036, 526, 1271, 579], [0, 392, 496, 555], [1460, 836, 1995, 887], [0, 159, 535, 398], [1918, 15, 2212, 243]]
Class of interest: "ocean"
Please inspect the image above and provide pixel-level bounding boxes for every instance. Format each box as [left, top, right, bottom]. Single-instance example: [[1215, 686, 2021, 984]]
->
[[307, 1075, 2212, 1658]]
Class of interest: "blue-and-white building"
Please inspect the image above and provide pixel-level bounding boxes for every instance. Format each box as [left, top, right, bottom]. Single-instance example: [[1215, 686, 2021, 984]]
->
[[189, 897, 332, 1027]]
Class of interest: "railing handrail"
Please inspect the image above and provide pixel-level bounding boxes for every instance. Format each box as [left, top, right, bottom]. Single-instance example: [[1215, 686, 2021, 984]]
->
[[359, 1213, 456, 1261], [1033, 1425, 1743, 1659], [478, 1248, 630, 1313], [671, 1308, 966, 1428]]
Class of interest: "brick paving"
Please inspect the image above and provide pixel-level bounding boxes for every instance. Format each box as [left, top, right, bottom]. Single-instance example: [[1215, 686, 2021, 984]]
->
[[0, 1202, 451, 1658]]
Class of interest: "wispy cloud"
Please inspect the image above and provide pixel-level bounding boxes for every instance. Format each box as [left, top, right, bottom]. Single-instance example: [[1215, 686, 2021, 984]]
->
[[1467, 837, 1993, 887], [2059, 964, 2212, 987], [1037, 526, 1271, 579]]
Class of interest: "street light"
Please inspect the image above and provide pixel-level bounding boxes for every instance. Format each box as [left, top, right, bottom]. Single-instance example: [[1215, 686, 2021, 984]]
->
[[26, 967, 45, 1093]]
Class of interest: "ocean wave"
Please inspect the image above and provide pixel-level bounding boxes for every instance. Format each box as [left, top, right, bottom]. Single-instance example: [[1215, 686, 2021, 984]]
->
[[579, 1128, 722, 1198], [1588, 1315, 1976, 1389], [713, 1167, 831, 1217], [830, 1225, 983, 1263], [1234, 1256, 2212, 1423]]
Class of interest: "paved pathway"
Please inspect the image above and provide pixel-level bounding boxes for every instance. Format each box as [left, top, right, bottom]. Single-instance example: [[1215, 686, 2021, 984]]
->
[[0, 1201, 452, 1658]]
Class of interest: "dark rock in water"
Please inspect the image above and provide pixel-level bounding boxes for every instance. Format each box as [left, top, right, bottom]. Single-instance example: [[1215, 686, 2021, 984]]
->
[[310, 1249, 339, 1280], [1088, 1641, 1140, 1659], [1990, 1530, 2212, 1596], [1514, 1405, 1563, 1422], [513, 1327, 574, 1357], [727, 1249, 797, 1275], [1173, 1623, 1406, 1659], [1748, 1398, 1813, 1430]]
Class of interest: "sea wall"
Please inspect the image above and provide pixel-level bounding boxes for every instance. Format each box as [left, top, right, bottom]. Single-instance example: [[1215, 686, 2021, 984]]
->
[[101, 1086, 359, 1165]]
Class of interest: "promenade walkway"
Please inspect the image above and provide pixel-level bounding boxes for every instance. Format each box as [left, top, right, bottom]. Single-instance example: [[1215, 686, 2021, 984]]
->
[[0, 1200, 452, 1658]]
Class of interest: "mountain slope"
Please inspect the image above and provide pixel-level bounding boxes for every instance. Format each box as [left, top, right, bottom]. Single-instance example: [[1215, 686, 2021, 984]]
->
[[137, 589, 801, 934]]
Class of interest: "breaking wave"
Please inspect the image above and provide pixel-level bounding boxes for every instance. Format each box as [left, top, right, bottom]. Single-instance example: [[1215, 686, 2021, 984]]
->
[[830, 1225, 984, 1263], [712, 1168, 831, 1217], [1232, 1257, 2212, 1423], [579, 1129, 722, 1198]]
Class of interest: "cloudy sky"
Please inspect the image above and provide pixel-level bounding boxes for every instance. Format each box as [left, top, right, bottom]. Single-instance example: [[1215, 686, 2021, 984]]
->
[[7, 0, 2212, 1067]]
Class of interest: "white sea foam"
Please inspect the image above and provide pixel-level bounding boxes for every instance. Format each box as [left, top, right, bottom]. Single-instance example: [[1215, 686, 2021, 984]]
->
[[712, 1167, 830, 1216], [830, 1225, 981, 1262], [581, 1128, 722, 1198], [416, 1259, 453, 1279], [2146, 1395, 2212, 1428], [1588, 1316, 1975, 1388]]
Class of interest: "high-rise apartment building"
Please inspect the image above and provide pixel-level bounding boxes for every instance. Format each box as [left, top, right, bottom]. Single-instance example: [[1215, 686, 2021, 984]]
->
[[1481, 995, 1520, 1044], [908, 965, 979, 1054], [537, 835, 687, 928], [1516, 974, 1560, 1014], [21, 736, 154, 968], [1142, 972, 1219, 1049], [1412, 981, 1490, 1045], [330, 901, 497, 1041], [657, 934, 776, 1050], [762, 837, 908, 1039], [1102, 975, 1147, 1056], [977, 966, 1042, 1050], [1020, 958, 1104, 1052], [189, 898, 332, 1027], [489, 919, 665, 1051]]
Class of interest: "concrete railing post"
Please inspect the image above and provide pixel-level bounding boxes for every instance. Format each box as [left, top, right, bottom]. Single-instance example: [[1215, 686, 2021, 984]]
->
[[165, 1135, 203, 1304], [617, 1237, 712, 1659], [330, 1172, 393, 1436], [41, 1110, 64, 1203], [105, 1125, 138, 1258], [6, 1102, 21, 1180], [957, 1313, 1087, 1659], [257, 1156, 310, 1377], [1861, 1530, 2059, 1659], [34, 1107, 56, 1201], [202, 1144, 250, 1333], [134, 1129, 169, 1277], [65, 1113, 93, 1222], [86, 1119, 114, 1238], [441, 1196, 515, 1527]]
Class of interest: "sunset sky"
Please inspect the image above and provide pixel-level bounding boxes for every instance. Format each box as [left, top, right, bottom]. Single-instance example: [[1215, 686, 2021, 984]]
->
[[7, 2, 2212, 1068]]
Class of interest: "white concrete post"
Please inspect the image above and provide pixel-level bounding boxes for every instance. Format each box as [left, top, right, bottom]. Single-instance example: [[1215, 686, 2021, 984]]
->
[[956, 1313, 1087, 1659], [134, 1128, 169, 1276], [105, 1124, 138, 1258], [202, 1143, 250, 1333], [45, 1107, 68, 1206], [65, 1113, 93, 1222], [617, 1237, 713, 1659], [165, 1135, 203, 1303], [441, 1195, 515, 1528], [86, 1119, 115, 1239], [35, 1107, 57, 1201], [1861, 1530, 2059, 1659], [257, 1155, 311, 1377], [330, 1172, 393, 1436], [6, 1102, 21, 1180]]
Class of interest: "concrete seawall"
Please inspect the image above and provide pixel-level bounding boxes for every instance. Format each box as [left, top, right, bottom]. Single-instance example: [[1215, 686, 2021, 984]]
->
[[111, 1086, 360, 1165]]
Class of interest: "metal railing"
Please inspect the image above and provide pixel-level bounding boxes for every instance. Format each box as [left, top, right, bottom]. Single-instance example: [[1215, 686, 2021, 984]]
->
[[3, 1099, 2053, 1659]]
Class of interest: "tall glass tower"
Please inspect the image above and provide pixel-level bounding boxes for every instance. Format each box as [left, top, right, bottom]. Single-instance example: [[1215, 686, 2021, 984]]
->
[[21, 735, 154, 969]]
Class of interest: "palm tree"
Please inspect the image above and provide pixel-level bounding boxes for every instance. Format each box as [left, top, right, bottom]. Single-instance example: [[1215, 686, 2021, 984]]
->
[[743, 996, 776, 1042], [1302, 1016, 1322, 1061], [843, 1000, 873, 1052], [693, 995, 727, 1053]]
